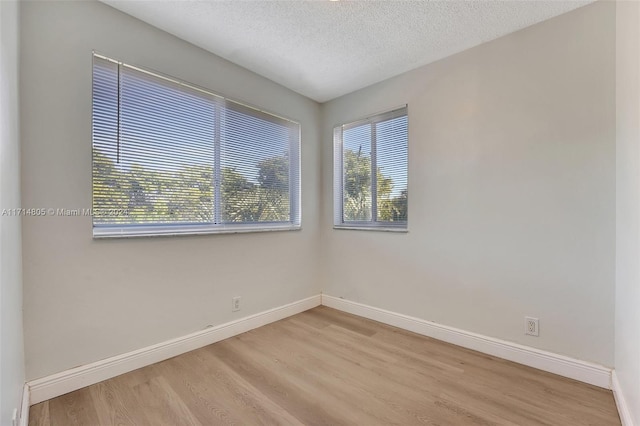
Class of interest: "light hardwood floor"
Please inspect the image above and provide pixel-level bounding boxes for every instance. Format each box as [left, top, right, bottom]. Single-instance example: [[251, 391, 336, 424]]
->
[[29, 306, 620, 425]]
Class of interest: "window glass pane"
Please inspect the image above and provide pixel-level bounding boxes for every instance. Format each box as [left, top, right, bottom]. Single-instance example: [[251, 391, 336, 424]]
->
[[115, 66, 216, 225], [91, 54, 301, 237], [342, 124, 372, 221], [333, 106, 408, 229], [376, 115, 408, 222], [220, 104, 291, 223]]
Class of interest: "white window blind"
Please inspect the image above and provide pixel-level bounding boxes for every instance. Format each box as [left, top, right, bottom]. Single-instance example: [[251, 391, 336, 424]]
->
[[333, 106, 408, 230], [92, 54, 300, 237]]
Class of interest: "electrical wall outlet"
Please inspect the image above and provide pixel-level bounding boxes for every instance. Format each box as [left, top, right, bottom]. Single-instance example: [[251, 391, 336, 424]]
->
[[12, 408, 18, 426], [525, 317, 539, 336], [232, 296, 241, 312]]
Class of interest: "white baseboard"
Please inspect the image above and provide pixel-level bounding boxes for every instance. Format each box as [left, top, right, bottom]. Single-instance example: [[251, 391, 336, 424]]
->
[[321, 294, 612, 389], [612, 371, 635, 426], [19, 383, 29, 426], [28, 295, 321, 405], [26, 293, 616, 409]]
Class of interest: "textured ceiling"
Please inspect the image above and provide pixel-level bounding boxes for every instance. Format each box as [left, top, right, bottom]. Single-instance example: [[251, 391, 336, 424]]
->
[[102, 0, 594, 103]]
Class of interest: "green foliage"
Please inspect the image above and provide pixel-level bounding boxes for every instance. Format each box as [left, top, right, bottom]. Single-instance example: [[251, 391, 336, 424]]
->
[[221, 167, 255, 222], [93, 148, 290, 225], [221, 162, 290, 223], [379, 189, 407, 222], [93, 145, 407, 226], [343, 148, 372, 220], [343, 148, 407, 223], [257, 155, 288, 190], [252, 154, 290, 222]]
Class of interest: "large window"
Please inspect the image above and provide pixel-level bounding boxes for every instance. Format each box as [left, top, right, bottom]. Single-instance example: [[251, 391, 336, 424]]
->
[[333, 106, 408, 230], [92, 54, 300, 237]]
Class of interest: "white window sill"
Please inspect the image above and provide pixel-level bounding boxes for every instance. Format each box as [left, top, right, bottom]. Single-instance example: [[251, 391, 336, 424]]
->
[[93, 224, 301, 239], [333, 225, 408, 233]]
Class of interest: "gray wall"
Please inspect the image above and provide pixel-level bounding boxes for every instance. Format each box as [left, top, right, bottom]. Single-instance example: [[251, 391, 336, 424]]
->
[[1, 0, 26, 423], [615, 0, 640, 423], [321, 2, 616, 366], [20, 1, 322, 380]]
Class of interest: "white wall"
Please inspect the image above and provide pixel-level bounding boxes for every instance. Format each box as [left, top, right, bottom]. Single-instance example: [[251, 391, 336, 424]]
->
[[321, 2, 616, 366], [0, 0, 26, 423], [615, 0, 640, 423], [20, 0, 322, 380]]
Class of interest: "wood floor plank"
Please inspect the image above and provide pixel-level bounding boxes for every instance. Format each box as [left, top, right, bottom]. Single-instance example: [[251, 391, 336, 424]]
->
[[304, 306, 378, 336], [210, 341, 351, 425], [88, 376, 149, 426], [28, 401, 50, 426], [48, 387, 101, 426], [158, 348, 303, 425], [272, 316, 503, 425], [131, 375, 202, 426], [30, 306, 621, 425], [224, 330, 408, 424]]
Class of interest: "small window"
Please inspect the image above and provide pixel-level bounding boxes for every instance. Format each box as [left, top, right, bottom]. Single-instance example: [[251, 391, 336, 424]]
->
[[333, 106, 408, 230], [92, 54, 301, 238]]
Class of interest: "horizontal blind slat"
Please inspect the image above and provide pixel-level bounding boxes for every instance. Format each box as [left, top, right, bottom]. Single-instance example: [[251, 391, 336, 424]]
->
[[92, 54, 300, 233]]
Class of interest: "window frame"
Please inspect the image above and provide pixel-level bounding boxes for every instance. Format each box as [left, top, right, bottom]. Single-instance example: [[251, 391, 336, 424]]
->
[[91, 53, 301, 238], [333, 106, 408, 232]]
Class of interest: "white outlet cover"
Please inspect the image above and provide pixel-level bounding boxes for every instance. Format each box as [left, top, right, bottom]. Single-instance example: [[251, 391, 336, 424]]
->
[[232, 296, 241, 312], [525, 317, 539, 336]]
